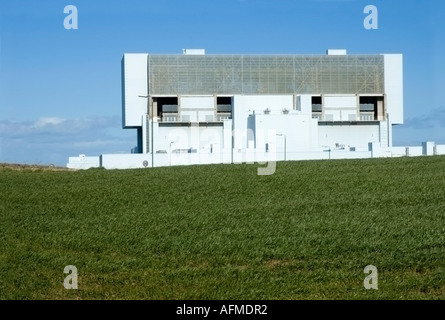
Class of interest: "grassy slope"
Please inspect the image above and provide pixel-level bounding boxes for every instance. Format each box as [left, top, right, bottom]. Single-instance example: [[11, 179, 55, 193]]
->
[[0, 156, 444, 300]]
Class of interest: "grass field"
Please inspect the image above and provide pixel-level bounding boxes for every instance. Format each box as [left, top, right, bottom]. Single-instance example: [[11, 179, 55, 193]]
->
[[1, 156, 444, 300]]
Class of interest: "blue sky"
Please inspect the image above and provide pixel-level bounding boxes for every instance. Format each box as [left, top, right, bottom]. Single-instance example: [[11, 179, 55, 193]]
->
[[0, 0, 444, 166]]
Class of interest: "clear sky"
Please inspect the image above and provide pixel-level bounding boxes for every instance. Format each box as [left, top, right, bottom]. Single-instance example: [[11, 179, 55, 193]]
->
[[0, 0, 444, 166]]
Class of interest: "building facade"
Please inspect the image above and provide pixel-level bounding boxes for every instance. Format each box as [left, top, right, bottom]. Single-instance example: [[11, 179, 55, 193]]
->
[[68, 49, 412, 169]]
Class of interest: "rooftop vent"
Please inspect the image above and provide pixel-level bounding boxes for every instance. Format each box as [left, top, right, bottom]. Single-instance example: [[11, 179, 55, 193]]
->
[[326, 49, 347, 55], [182, 49, 205, 55]]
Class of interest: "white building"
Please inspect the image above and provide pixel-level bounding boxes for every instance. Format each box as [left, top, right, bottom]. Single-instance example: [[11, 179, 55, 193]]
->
[[68, 49, 414, 170]]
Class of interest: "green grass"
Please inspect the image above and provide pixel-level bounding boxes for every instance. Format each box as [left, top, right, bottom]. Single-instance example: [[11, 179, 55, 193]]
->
[[1, 156, 444, 300]]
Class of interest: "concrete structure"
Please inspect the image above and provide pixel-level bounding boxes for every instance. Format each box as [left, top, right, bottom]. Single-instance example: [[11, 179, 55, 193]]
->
[[66, 49, 445, 170]]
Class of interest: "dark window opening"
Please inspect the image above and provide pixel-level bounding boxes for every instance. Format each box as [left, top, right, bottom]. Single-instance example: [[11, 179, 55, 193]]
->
[[154, 97, 178, 122], [312, 96, 322, 112], [217, 96, 232, 105], [216, 96, 232, 121], [359, 96, 376, 111], [359, 96, 384, 120], [216, 96, 232, 113], [156, 97, 178, 118]]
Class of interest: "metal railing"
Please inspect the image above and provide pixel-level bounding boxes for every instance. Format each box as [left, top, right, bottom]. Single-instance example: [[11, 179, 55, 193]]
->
[[311, 112, 376, 121], [160, 113, 231, 122], [359, 112, 375, 121]]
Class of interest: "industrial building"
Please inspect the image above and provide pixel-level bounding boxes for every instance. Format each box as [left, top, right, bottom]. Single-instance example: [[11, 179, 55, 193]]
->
[[67, 48, 442, 170]]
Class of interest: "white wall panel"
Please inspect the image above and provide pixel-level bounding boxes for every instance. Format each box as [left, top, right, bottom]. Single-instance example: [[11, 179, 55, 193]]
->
[[232, 95, 293, 149], [181, 96, 214, 109], [300, 95, 312, 115], [383, 54, 403, 124], [318, 124, 380, 149], [324, 95, 357, 109], [122, 54, 148, 128]]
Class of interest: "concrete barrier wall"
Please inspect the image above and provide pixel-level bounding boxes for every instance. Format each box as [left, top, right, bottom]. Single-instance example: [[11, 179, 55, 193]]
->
[[435, 144, 445, 155], [407, 146, 423, 156], [101, 154, 154, 169], [67, 142, 445, 170], [67, 156, 100, 169]]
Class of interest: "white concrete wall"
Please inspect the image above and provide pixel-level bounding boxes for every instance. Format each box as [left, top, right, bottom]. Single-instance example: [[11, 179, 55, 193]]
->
[[386, 144, 445, 157], [181, 110, 214, 122], [101, 154, 155, 169], [122, 54, 148, 128], [223, 119, 232, 150], [101, 152, 232, 169], [405, 146, 422, 156], [170, 151, 228, 166], [69, 142, 445, 170], [328, 150, 372, 160], [422, 141, 435, 155], [378, 145, 423, 157], [324, 95, 357, 121], [388, 146, 408, 157], [435, 144, 445, 155], [324, 95, 357, 108], [318, 124, 380, 149], [151, 123, 225, 155], [232, 95, 294, 149], [180, 96, 215, 122], [181, 96, 214, 109], [299, 95, 312, 115], [383, 54, 404, 124], [253, 114, 318, 156], [67, 156, 100, 169]]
